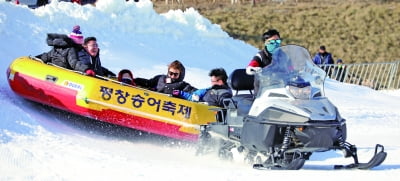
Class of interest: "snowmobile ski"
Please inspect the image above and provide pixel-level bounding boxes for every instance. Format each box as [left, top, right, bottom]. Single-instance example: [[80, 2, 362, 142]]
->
[[334, 144, 387, 170]]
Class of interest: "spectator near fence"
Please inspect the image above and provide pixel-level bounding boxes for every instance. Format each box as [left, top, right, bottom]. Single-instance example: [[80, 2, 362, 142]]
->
[[333, 59, 347, 82], [313, 45, 334, 76]]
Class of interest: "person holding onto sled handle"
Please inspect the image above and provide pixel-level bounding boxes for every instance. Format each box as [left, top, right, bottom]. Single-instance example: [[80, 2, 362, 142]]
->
[[77, 36, 116, 78], [36, 25, 89, 73], [172, 68, 232, 107], [134, 60, 197, 94], [118, 69, 136, 86]]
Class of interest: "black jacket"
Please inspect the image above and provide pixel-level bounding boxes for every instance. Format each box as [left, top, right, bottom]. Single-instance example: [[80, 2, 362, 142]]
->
[[36, 33, 89, 72], [136, 75, 196, 94], [202, 84, 232, 107], [77, 48, 115, 77], [135, 66, 197, 94], [252, 49, 273, 68]]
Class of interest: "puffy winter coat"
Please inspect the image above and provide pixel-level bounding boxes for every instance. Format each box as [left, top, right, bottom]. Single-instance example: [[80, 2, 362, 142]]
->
[[313, 52, 334, 65], [136, 75, 196, 94], [77, 48, 115, 77], [36, 33, 89, 72], [179, 84, 232, 107], [202, 84, 232, 107], [248, 49, 273, 68], [135, 65, 196, 94]]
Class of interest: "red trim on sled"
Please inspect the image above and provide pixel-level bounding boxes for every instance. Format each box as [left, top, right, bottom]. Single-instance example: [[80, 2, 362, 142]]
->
[[8, 72, 81, 112], [90, 109, 198, 141]]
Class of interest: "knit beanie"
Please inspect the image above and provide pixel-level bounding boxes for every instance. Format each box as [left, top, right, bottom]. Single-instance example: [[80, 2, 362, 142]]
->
[[69, 25, 84, 45]]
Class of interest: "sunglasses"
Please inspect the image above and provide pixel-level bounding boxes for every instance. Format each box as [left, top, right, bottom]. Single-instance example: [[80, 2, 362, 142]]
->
[[168, 71, 180, 77], [266, 39, 282, 44]]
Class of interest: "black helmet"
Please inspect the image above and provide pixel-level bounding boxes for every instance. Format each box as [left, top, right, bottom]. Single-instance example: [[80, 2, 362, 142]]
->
[[262, 29, 280, 40]]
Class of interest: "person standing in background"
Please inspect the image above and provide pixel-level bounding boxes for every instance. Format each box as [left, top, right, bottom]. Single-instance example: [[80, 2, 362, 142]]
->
[[333, 59, 347, 82], [312, 45, 334, 75]]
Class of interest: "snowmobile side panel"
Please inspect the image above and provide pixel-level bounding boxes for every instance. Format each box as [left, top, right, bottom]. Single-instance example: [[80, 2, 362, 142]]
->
[[294, 127, 337, 148], [240, 120, 281, 151]]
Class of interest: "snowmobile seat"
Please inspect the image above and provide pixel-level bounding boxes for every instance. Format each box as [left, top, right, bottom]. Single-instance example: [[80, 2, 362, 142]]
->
[[228, 69, 254, 96], [227, 69, 255, 115]]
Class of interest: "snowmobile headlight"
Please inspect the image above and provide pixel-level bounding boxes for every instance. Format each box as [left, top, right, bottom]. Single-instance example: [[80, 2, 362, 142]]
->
[[288, 84, 311, 99], [287, 76, 311, 99]]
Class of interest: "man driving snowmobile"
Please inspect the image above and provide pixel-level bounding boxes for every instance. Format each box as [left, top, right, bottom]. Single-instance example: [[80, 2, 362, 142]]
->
[[246, 29, 282, 95]]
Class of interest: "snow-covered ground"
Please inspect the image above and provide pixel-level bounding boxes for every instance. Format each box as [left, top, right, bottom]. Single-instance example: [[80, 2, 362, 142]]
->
[[0, 0, 399, 180]]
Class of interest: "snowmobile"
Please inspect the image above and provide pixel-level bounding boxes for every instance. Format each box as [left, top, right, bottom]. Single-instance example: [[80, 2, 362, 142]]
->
[[196, 45, 387, 170]]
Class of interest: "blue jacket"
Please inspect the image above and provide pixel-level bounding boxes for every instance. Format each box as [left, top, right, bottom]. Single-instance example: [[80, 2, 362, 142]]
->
[[178, 84, 232, 107], [313, 52, 334, 65], [179, 88, 209, 101]]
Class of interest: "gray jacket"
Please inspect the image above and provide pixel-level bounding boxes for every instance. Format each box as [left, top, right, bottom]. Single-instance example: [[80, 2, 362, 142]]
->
[[36, 33, 89, 72]]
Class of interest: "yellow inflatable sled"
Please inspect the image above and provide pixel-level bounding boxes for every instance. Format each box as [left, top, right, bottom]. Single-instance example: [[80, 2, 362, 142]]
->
[[6, 56, 218, 141]]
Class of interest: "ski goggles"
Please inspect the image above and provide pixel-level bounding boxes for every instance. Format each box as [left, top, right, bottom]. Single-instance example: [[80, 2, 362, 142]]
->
[[266, 39, 282, 44]]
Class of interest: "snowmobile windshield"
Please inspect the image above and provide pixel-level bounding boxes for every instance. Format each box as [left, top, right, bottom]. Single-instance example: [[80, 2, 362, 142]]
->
[[257, 45, 326, 98]]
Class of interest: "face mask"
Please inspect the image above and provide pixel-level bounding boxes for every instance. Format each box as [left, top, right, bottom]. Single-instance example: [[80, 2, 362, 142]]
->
[[121, 78, 133, 85], [264, 39, 281, 53]]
